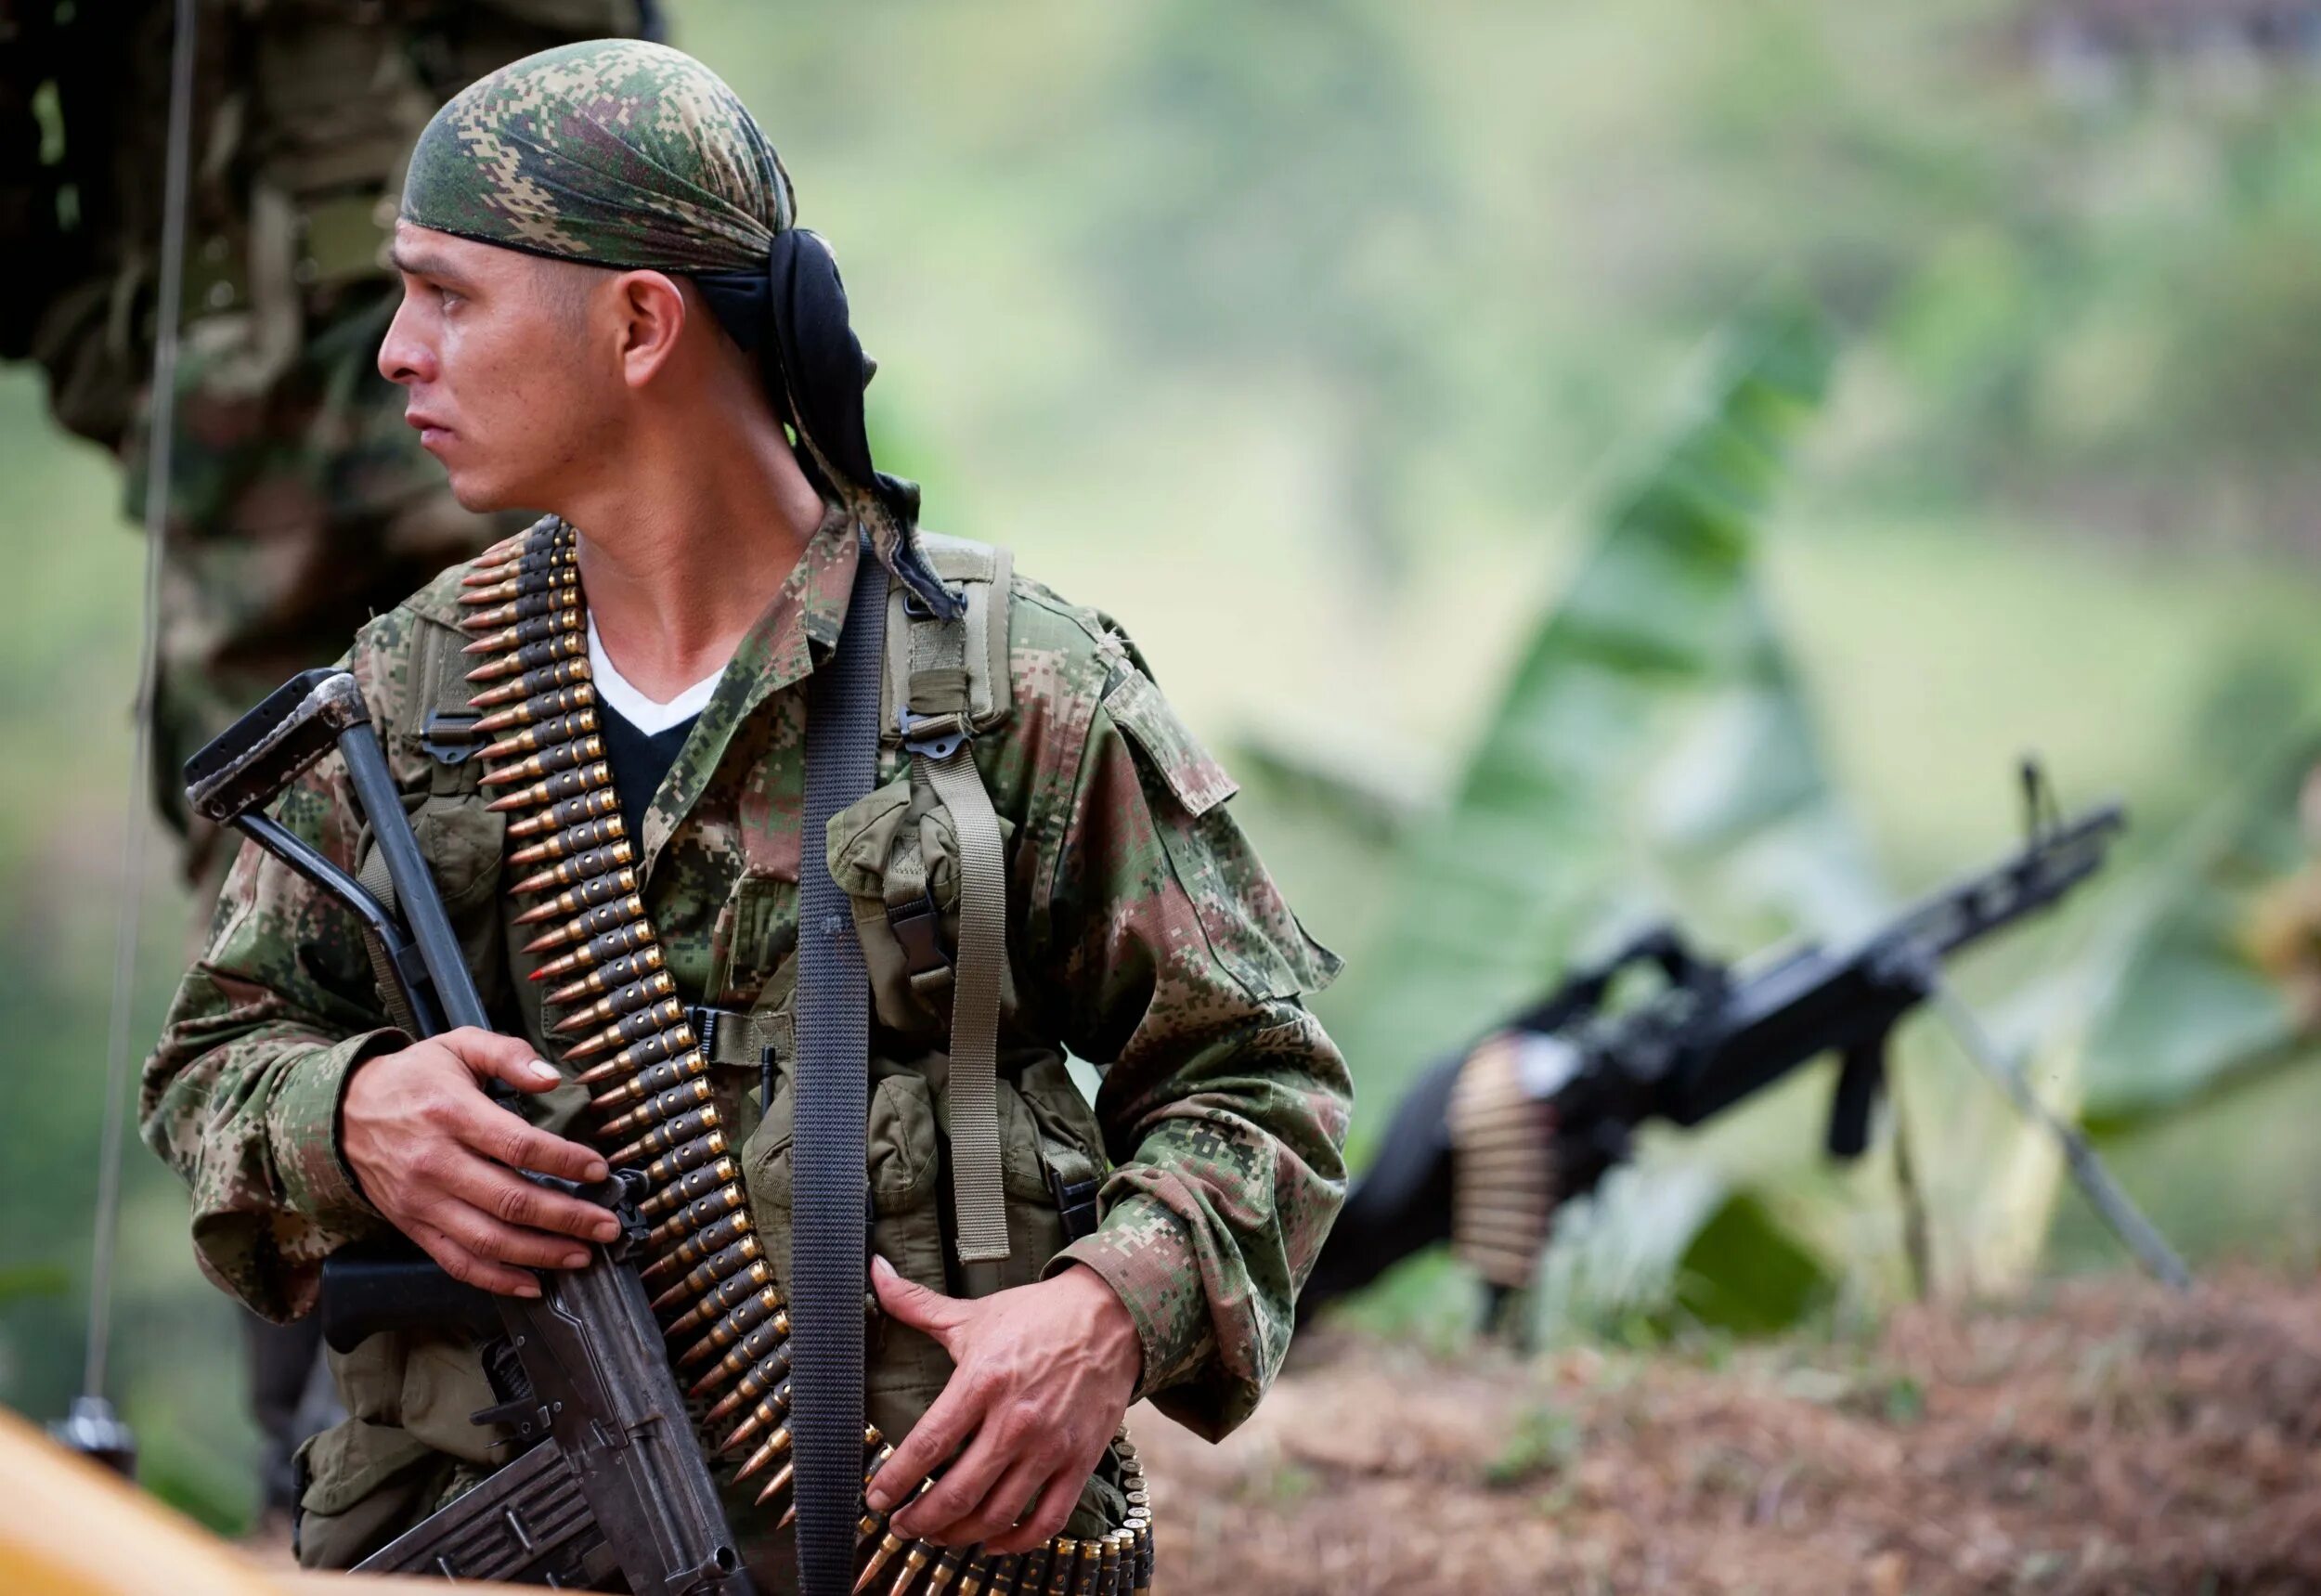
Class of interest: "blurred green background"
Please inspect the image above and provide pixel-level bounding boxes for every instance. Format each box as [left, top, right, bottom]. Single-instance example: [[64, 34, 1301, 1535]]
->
[[11, 0, 2321, 1531]]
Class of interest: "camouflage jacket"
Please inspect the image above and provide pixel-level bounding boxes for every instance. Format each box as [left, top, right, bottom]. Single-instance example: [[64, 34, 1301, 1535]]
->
[[143, 520, 1352, 1442]]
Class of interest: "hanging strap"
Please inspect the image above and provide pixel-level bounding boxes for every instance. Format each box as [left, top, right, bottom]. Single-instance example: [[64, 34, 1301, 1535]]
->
[[897, 605, 1012, 1269], [789, 538, 888, 1596]]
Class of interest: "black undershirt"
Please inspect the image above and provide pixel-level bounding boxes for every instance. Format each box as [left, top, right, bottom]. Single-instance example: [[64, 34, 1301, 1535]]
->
[[595, 698, 698, 845]]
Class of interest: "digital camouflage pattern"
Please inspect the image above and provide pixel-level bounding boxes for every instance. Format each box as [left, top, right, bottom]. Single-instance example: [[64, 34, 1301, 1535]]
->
[[7, 0, 643, 889], [143, 513, 1352, 1472], [402, 38, 792, 272]]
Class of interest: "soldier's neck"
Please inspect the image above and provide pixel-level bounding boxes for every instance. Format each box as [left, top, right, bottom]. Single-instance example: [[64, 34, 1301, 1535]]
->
[[561, 413, 824, 704]]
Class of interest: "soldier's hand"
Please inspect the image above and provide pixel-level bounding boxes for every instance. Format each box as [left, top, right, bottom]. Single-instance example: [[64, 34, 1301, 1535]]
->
[[341, 1027, 616, 1297], [867, 1255, 1142, 1552]]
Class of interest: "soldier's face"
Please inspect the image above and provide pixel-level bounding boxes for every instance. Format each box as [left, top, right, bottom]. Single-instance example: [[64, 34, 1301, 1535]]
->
[[380, 224, 621, 512]]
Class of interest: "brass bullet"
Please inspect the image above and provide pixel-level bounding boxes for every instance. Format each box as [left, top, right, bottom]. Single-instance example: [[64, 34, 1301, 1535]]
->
[[484, 734, 606, 788], [645, 1181, 745, 1255], [926, 1549, 968, 1594], [596, 1071, 712, 1138], [484, 711, 603, 768], [509, 807, 623, 867], [460, 564, 579, 606], [664, 1262, 769, 1343], [466, 629, 586, 683], [884, 1542, 933, 1596], [518, 837, 638, 900], [461, 548, 572, 587], [564, 997, 688, 1064], [488, 762, 615, 816], [612, 1101, 722, 1170], [690, 1317, 787, 1401], [1015, 1545, 1053, 1596], [638, 1208, 752, 1286], [699, 1342, 792, 1425], [547, 941, 664, 1005], [460, 606, 582, 652], [589, 1048, 706, 1114], [460, 579, 580, 625], [732, 1414, 792, 1483], [519, 894, 642, 955], [751, 1456, 795, 1508], [474, 684, 599, 742], [636, 1129, 728, 1192], [467, 655, 590, 708], [510, 863, 636, 923], [642, 1225, 754, 1313], [533, 915, 655, 984], [713, 1371, 792, 1454], [679, 1288, 785, 1368], [635, 1155, 736, 1223], [555, 968, 676, 1035], [571, 1020, 692, 1083]]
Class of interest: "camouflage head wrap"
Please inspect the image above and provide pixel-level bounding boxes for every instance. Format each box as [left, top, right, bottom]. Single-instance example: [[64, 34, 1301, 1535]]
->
[[400, 39, 955, 616]]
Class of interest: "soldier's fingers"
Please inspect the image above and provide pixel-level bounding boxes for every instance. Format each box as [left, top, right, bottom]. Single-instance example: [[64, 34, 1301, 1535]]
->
[[408, 1217, 542, 1299], [906, 1448, 1046, 1550], [420, 1191, 596, 1275], [441, 1150, 620, 1244], [437, 1026, 565, 1095], [980, 1467, 1083, 1558], [446, 1095, 609, 1184], [869, 1254, 969, 1346], [869, 1382, 985, 1512], [889, 1426, 1015, 1543]]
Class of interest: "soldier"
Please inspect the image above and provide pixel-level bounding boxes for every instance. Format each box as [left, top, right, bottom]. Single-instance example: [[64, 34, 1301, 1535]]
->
[[2, 0, 643, 1530], [140, 36, 1351, 1583]]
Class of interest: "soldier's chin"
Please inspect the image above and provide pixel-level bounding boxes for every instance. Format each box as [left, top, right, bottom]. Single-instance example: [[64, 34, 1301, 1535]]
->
[[439, 462, 525, 515]]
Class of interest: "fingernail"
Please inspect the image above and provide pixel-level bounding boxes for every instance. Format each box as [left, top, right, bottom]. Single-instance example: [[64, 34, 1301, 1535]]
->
[[593, 1218, 620, 1242], [584, 1159, 610, 1182], [870, 1254, 896, 1281], [866, 1484, 893, 1512], [516, 1280, 542, 1298], [527, 1059, 560, 1083], [564, 1251, 590, 1269]]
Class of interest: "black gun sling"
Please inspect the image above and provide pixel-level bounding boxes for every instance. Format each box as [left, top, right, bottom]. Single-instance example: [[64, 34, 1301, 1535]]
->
[[788, 537, 888, 1596]]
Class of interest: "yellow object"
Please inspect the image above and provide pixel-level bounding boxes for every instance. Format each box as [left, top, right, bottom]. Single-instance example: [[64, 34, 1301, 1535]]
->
[[0, 1404, 511, 1595]]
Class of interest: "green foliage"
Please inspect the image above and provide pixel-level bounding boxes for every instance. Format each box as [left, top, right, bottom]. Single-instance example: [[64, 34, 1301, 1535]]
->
[[1484, 1403, 1583, 1489], [1335, 301, 1864, 1116]]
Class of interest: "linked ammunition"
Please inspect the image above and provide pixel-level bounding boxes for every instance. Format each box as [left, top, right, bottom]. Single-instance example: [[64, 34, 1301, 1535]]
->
[[461, 608, 583, 655], [635, 1128, 728, 1188], [731, 1404, 794, 1483], [462, 550, 572, 587], [662, 1262, 769, 1342], [459, 564, 578, 606], [512, 863, 641, 923], [1016, 1546, 1051, 1596], [490, 762, 616, 815], [883, 1542, 933, 1595], [678, 1285, 784, 1366], [574, 1021, 695, 1083], [1045, 1540, 1076, 1595], [477, 686, 602, 743], [926, 1547, 969, 1593], [644, 1181, 746, 1254], [547, 941, 664, 1004], [520, 893, 644, 954], [465, 629, 588, 683], [486, 712, 605, 767], [467, 655, 591, 708], [485, 734, 608, 788], [535, 914, 656, 982], [594, 1072, 711, 1138], [642, 1227, 757, 1313], [954, 1553, 996, 1596], [692, 1319, 788, 1402], [554, 967, 676, 1032], [561, 993, 684, 1059], [635, 1157, 737, 1223], [637, 1207, 750, 1280], [612, 1100, 722, 1168], [458, 581, 579, 624]]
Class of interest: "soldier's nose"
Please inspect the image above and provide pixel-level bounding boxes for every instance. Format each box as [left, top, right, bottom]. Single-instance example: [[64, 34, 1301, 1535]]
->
[[377, 301, 437, 388]]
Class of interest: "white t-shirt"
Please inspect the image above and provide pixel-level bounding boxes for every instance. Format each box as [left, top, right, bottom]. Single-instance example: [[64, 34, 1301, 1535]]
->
[[586, 616, 729, 733]]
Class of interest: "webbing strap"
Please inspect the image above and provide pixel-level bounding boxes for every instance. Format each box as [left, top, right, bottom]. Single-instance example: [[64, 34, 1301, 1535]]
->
[[355, 847, 422, 1038], [915, 746, 1012, 1265], [789, 539, 888, 1596]]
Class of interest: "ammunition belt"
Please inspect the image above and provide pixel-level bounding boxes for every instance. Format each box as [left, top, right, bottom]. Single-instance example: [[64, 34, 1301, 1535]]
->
[[460, 517, 1155, 1595]]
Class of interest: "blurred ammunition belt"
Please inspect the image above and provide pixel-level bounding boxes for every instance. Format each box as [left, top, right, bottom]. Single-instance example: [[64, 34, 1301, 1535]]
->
[[457, 516, 1157, 1595]]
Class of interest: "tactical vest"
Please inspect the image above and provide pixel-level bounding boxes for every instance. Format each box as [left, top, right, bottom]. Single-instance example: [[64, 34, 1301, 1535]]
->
[[297, 532, 1135, 1577]]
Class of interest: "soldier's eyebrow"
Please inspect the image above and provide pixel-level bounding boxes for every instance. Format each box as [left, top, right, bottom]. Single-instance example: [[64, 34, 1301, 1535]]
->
[[388, 241, 476, 292]]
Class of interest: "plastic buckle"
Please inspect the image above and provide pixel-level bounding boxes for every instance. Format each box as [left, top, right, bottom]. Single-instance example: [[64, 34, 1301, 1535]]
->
[[886, 888, 953, 978], [688, 1005, 729, 1063], [1049, 1170, 1102, 1243], [901, 582, 966, 622], [421, 709, 483, 765], [896, 706, 969, 761]]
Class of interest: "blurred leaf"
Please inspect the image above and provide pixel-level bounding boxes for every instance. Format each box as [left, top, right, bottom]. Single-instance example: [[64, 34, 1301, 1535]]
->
[[2075, 733, 2316, 1124], [1337, 301, 1875, 1113], [1532, 1164, 1834, 1341], [1230, 726, 1430, 844], [0, 1264, 71, 1304]]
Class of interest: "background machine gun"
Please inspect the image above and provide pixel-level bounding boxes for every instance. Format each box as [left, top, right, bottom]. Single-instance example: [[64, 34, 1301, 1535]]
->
[[185, 668, 750, 1593], [1301, 769, 2187, 1323]]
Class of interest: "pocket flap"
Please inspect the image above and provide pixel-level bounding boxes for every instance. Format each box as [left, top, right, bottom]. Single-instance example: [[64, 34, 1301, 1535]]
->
[[1102, 668, 1238, 817]]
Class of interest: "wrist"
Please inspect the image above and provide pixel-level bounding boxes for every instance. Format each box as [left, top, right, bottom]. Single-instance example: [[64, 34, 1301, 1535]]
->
[[1060, 1262, 1144, 1389]]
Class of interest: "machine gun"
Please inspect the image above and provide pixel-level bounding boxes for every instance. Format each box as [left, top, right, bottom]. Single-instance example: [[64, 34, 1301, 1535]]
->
[[185, 668, 751, 1593], [1302, 768, 2187, 1321]]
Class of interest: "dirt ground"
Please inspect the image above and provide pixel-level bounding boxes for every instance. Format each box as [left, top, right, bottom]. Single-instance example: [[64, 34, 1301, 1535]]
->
[[1131, 1270, 2321, 1596]]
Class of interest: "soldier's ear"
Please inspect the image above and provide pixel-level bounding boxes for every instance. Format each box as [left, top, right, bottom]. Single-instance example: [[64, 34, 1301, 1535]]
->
[[611, 268, 690, 391]]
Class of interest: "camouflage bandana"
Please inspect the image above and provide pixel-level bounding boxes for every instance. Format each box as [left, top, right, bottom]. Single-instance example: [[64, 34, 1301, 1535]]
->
[[400, 40, 956, 617], [401, 38, 793, 272]]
